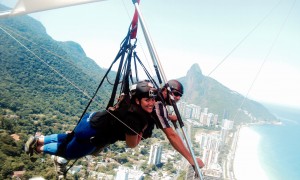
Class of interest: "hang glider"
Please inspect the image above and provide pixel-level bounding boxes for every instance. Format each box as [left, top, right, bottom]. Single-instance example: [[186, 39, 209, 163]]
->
[[0, 0, 106, 18], [0, 0, 204, 177]]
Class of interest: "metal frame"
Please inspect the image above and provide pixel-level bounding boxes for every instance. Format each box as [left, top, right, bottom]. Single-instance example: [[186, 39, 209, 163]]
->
[[132, 0, 203, 179]]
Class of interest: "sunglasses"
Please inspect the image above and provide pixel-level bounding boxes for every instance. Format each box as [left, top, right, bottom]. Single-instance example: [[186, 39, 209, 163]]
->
[[172, 90, 182, 97]]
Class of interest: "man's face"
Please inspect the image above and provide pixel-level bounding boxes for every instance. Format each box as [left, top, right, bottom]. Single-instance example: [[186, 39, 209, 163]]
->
[[171, 90, 182, 103]]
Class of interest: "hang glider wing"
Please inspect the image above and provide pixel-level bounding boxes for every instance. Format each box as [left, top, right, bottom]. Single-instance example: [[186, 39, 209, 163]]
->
[[0, 0, 107, 18]]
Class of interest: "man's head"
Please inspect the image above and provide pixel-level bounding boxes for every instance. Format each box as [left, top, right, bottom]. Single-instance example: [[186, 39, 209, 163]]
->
[[163, 80, 184, 103], [168, 79, 184, 97]]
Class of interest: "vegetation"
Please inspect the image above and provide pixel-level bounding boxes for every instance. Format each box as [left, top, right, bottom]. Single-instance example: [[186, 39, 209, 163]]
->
[[0, 9, 177, 179], [0, 3, 277, 179], [0, 6, 118, 179]]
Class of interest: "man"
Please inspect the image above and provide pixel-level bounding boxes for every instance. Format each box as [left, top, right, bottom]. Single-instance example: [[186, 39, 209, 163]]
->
[[154, 80, 205, 170]]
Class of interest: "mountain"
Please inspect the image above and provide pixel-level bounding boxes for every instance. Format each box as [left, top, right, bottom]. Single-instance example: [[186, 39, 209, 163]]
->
[[0, 5, 276, 179], [0, 5, 275, 127], [0, 6, 126, 179], [0, 6, 115, 135], [179, 63, 276, 124]]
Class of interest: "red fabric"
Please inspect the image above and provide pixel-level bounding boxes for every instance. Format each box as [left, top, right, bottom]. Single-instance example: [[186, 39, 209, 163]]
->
[[130, 0, 140, 39]]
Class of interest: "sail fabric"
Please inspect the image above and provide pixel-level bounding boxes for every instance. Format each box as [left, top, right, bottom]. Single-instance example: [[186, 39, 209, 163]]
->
[[130, 0, 140, 39], [0, 0, 106, 18]]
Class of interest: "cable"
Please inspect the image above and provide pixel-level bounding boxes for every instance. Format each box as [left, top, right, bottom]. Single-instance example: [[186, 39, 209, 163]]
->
[[207, 0, 283, 77], [232, 0, 297, 121], [0, 25, 97, 104]]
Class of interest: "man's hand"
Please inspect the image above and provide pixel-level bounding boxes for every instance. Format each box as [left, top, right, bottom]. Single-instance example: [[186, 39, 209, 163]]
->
[[192, 158, 205, 169], [196, 157, 205, 168], [192, 158, 205, 178]]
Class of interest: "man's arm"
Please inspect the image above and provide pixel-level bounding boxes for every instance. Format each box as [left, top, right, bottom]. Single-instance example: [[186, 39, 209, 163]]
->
[[162, 127, 204, 168], [154, 101, 204, 168]]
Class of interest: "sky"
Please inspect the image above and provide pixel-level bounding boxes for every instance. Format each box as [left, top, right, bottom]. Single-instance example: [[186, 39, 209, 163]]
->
[[1, 0, 300, 109]]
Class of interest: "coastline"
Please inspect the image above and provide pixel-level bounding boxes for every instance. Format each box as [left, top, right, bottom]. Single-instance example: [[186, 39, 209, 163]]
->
[[232, 126, 269, 180]]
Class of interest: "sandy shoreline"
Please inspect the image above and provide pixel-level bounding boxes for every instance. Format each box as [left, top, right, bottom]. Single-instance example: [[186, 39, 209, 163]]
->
[[233, 126, 269, 180]]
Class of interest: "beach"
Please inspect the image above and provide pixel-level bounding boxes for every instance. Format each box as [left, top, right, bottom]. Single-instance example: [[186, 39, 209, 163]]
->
[[233, 126, 269, 180]]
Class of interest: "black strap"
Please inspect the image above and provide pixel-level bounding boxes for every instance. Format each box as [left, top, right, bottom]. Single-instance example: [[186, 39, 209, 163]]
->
[[106, 35, 130, 108]]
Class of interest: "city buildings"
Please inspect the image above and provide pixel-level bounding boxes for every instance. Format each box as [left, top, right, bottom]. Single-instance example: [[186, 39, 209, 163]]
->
[[177, 101, 219, 127], [177, 101, 234, 179]]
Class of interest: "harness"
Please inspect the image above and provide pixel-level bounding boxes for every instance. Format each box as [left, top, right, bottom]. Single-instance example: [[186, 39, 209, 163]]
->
[[56, 0, 163, 174]]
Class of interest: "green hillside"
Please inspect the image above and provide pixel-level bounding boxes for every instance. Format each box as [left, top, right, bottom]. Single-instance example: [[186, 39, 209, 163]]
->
[[0, 4, 277, 179], [0, 13, 114, 131], [0, 5, 120, 179]]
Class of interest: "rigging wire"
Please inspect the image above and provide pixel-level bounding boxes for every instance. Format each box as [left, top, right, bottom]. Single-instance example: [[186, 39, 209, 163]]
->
[[0, 25, 92, 73], [0, 22, 151, 137], [0, 26, 152, 151], [232, 0, 297, 121], [1, 0, 153, 102], [105, 109, 144, 140], [2, 1, 197, 176], [0, 25, 99, 105], [207, 0, 283, 77], [1, 27, 151, 173], [119, 0, 156, 80], [0, 2, 157, 137], [202, 0, 287, 122]]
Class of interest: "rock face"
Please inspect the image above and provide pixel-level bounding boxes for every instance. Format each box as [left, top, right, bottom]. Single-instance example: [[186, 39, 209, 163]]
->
[[178, 63, 275, 123]]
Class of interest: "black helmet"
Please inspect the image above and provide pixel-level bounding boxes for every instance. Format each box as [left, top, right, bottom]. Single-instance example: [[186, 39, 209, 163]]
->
[[130, 80, 157, 100], [168, 79, 184, 96]]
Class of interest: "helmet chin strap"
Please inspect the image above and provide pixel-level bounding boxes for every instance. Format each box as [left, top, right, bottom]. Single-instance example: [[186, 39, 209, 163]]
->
[[135, 98, 140, 105], [165, 90, 172, 105]]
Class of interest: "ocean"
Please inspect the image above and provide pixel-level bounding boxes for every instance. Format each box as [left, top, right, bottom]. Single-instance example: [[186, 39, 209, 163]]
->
[[250, 104, 300, 180]]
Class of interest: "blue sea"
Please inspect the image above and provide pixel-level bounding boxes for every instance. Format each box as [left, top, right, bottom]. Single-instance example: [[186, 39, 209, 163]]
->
[[251, 104, 300, 180]]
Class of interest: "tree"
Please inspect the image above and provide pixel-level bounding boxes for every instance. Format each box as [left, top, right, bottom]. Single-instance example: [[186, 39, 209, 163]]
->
[[140, 147, 148, 155], [177, 170, 187, 180], [115, 153, 129, 164]]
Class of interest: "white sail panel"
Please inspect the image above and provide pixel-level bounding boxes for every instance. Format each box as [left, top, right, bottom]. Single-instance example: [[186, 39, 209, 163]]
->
[[0, 0, 107, 18]]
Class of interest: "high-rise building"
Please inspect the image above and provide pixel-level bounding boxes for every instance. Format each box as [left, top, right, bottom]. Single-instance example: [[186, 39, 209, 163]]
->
[[184, 105, 193, 119], [221, 119, 234, 143], [206, 113, 214, 126], [200, 113, 208, 126], [222, 119, 234, 130], [115, 166, 143, 180], [177, 101, 187, 116], [190, 104, 201, 120], [198, 133, 221, 168], [212, 114, 219, 126], [148, 144, 162, 165]]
